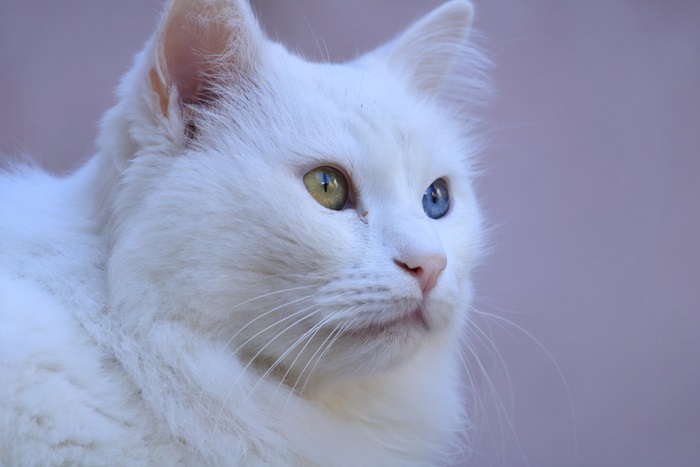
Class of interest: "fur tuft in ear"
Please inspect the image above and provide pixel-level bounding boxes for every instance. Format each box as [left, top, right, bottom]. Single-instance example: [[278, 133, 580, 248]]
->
[[383, 0, 473, 95], [149, 0, 264, 119]]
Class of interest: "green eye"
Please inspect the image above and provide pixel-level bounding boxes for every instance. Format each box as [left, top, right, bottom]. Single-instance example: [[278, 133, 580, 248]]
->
[[303, 166, 349, 211]]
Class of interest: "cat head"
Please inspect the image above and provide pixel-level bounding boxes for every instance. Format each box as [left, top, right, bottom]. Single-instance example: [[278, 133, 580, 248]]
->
[[99, 0, 487, 390]]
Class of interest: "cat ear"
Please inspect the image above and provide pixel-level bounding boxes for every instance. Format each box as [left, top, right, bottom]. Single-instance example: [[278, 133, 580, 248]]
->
[[379, 0, 473, 95], [149, 0, 264, 119]]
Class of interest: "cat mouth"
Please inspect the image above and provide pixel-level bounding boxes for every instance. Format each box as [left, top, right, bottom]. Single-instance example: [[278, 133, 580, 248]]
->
[[349, 308, 429, 339]]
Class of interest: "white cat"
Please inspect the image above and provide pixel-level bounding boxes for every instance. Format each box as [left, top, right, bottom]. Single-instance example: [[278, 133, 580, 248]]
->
[[0, 0, 489, 465]]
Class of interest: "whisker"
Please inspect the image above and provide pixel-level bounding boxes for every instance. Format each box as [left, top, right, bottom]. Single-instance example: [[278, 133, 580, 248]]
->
[[198, 292, 317, 400], [458, 325, 520, 465], [241, 308, 337, 409], [219, 291, 355, 414], [209, 301, 329, 432], [280, 317, 357, 422], [466, 304, 578, 465], [294, 315, 356, 401], [265, 310, 350, 416], [264, 309, 340, 402], [221, 288, 318, 350]]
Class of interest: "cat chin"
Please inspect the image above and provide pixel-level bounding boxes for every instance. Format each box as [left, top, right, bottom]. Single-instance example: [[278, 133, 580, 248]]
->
[[314, 309, 455, 383], [346, 307, 429, 340]]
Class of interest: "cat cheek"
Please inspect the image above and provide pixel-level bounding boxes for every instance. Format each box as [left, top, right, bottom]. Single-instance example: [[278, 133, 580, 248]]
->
[[425, 270, 465, 329]]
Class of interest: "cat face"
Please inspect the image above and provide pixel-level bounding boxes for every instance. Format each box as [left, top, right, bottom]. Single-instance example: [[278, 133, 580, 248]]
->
[[103, 0, 483, 390]]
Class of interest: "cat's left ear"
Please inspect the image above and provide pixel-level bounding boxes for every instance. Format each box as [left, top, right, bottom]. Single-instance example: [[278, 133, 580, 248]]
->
[[149, 0, 264, 120], [374, 0, 474, 95]]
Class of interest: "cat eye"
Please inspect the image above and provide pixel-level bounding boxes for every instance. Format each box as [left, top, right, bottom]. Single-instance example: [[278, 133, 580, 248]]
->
[[422, 178, 450, 219], [303, 166, 349, 211]]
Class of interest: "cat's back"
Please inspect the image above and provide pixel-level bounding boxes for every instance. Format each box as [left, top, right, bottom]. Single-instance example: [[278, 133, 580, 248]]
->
[[1, 164, 89, 261], [0, 162, 107, 300], [0, 166, 183, 464], [1, 273, 128, 465]]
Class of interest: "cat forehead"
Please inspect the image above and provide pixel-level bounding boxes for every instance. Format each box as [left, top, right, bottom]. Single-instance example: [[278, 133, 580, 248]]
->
[[235, 54, 468, 180]]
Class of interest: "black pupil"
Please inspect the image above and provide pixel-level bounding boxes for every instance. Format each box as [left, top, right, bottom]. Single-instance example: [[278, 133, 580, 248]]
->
[[322, 172, 329, 192]]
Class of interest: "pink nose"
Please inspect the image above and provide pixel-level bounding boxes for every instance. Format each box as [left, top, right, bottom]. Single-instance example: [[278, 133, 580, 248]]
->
[[394, 254, 447, 294]]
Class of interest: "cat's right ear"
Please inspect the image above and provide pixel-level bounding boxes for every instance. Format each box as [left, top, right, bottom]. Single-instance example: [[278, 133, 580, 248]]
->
[[369, 0, 476, 97], [148, 0, 264, 125]]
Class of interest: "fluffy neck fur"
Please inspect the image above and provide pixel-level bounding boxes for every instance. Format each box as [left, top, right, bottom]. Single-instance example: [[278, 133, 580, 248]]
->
[[2, 0, 489, 464]]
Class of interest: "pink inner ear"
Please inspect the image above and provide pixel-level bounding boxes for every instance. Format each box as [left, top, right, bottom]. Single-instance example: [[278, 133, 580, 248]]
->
[[152, 0, 252, 113], [161, 11, 222, 107], [168, 62, 206, 107]]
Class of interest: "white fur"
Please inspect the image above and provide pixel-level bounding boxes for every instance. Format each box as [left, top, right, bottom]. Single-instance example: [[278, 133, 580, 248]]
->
[[0, 0, 489, 464]]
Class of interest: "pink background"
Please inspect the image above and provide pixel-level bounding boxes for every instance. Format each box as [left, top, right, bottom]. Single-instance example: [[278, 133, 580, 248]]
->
[[1, 1, 698, 465]]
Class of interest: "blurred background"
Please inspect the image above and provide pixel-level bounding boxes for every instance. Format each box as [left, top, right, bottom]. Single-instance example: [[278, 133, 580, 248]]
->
[[1, 1, 698, 465]]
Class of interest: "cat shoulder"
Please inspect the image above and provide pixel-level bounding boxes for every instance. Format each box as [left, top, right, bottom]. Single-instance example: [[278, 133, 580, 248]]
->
[[0, 272, 181, 465]]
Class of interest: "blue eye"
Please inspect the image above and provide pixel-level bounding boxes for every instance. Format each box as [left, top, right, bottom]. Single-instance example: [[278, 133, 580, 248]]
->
[[422, 178, 450, 219]]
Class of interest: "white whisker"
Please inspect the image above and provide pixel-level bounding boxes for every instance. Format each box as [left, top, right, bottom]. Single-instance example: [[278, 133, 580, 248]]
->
[[293, 315, 357, 402], [265, 310, 349, 416], [465, 303, 579, 465]]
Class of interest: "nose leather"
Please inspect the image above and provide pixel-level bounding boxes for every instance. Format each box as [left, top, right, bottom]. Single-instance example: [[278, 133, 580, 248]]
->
[[394, 253, 447, 294]]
